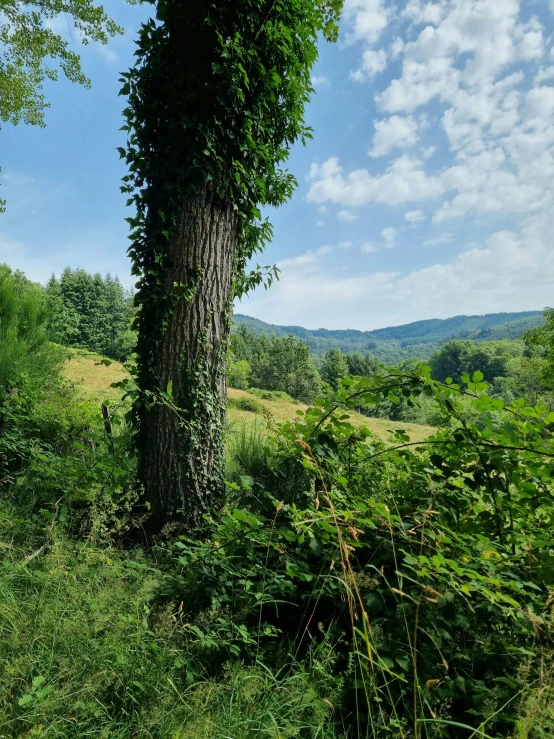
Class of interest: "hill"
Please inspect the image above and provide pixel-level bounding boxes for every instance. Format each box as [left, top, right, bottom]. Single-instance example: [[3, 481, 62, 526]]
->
[[234, 311, 544, 361], [64, 353, 432, 443]]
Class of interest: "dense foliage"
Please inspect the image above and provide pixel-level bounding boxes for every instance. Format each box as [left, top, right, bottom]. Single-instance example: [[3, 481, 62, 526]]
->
[[45, 268, 135, 361], [0, 264, 65, 395], [231, 324, 322, 402]]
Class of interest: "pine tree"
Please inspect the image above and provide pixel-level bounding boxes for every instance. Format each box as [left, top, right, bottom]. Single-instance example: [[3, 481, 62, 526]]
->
[[320, 348, 349, 390]]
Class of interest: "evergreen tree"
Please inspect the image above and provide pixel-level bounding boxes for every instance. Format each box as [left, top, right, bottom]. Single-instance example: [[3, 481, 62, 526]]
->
[[44, 268, 135, 360], [345, 352, 379, 378], [44, 273, 80, 345], [320, 348, 349, 390]]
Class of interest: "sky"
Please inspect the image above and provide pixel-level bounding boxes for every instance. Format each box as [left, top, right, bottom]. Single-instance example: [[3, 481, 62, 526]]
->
[[2, 0, 554, 330]]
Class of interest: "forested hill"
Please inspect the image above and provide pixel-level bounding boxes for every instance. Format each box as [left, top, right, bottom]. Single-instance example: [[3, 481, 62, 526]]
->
[[234, 311, 544, 362]]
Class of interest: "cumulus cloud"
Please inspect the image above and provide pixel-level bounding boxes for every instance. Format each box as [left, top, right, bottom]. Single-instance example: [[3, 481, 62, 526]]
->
[[307, 155, 445, 207], [247, 0, 554, 328], [405, 209, 426, 222], [369, 115, 419, 157], [343, 0, 392, 46], [307, 0, 554, 230], [351, 49, 388, 81], [337, 210, 359, 221], [361, 227, 396, 253], [312, 75, 331, 88]]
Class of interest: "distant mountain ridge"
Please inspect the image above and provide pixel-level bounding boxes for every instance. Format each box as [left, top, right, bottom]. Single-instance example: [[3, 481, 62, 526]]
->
[[234, 311, 544, 363]]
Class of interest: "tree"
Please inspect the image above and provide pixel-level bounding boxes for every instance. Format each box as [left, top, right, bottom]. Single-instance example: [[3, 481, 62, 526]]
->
[[260, 335, 321, 403], [228, 358, 251, 391], [121, 0, 343, 533], [45, 268, 135, 360], [320, 348, 349, 390], [345, 351, 379, 378], [0, 264, 64, 393], [430, 340, 475, 384], [45, 273, 80, 345], [431, 339, 513, 385], [526, 308, 554, 388], [0, 0, 121, 210]]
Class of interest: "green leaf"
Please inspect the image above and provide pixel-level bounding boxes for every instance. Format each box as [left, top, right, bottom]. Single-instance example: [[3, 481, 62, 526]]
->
[[472, 370, 484, 383]]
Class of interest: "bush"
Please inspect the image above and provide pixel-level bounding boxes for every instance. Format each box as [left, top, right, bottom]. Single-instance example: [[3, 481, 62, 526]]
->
[[166, 369, 554, 737], [225, 423, 268, 485], [228, 358, 251, 389], [228, 395, 265, 414], [248, 387, 294, 402]]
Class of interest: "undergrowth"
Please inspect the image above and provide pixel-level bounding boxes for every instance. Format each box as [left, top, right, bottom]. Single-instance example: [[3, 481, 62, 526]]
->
[[1, 337, 554, 737]]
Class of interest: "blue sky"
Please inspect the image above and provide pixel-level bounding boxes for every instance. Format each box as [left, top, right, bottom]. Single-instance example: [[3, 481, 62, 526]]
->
[[2, 0, 554, 330]]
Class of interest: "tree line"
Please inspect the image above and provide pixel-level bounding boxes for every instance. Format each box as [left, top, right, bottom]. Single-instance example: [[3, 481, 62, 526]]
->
[[45, 268, 135, 362]]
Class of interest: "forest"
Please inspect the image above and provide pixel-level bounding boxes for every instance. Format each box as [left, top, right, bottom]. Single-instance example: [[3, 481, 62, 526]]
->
[[1, 1, 554, 738]]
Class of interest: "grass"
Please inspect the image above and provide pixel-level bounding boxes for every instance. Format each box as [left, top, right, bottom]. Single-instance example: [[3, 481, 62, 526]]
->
[[226, 388, 434, 443], [64, 351, 129, 405], [0, 504, 343, 738], [64, 353, 434, 443]]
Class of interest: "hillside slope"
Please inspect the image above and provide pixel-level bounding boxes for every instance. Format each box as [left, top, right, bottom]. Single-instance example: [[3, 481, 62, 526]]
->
[[64, 353, 432, 443], [234, 310, 544, 361]]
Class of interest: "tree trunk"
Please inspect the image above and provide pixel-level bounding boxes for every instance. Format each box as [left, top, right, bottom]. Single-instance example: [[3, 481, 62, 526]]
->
[[137, 185, 239, 535]]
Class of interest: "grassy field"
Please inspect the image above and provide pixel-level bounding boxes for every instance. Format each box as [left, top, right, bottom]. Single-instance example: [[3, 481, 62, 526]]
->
[[64, 352, 434, 442]]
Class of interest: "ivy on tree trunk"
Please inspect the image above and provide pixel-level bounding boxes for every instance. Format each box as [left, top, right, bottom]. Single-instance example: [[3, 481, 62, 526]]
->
[[120, 0, 343, 534], [139, 186, 239, 532]]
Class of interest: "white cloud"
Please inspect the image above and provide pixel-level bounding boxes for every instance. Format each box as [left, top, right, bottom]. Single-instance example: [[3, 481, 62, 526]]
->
[[277, 244, 334, 270], [369, 115, 419, 157], [423, 233, 454, 247], [421, 146, 436, 159], [405, 209, 426, 222], [246, 0, 554, 329], [361, 227, 396, 253], [97, 45, 119, 64], [343, 0, 391, 46], [307, 155, 445, 207], [339, 241, 353, 249], [239, 214, 554, 330], [534, 66, 554, 85], [312, 75, 331, 88], [351, 49, 388, 81], [337, 210, 359, 221]]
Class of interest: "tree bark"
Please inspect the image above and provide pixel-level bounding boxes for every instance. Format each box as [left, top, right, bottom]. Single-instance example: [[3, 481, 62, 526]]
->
[[138, 185, 239, 535]]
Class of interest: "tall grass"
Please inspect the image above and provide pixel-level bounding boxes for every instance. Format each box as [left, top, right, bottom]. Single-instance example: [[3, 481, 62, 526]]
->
[[0, 506, 346, 738], [225, 422, 268, 485]]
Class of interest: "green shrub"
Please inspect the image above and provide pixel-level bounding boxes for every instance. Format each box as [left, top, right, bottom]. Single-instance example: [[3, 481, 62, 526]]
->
[[248, 387, 293, 402], [225, 423, 267, 485], [166, 369, 554, 737], [228, 395, 265, 414]]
